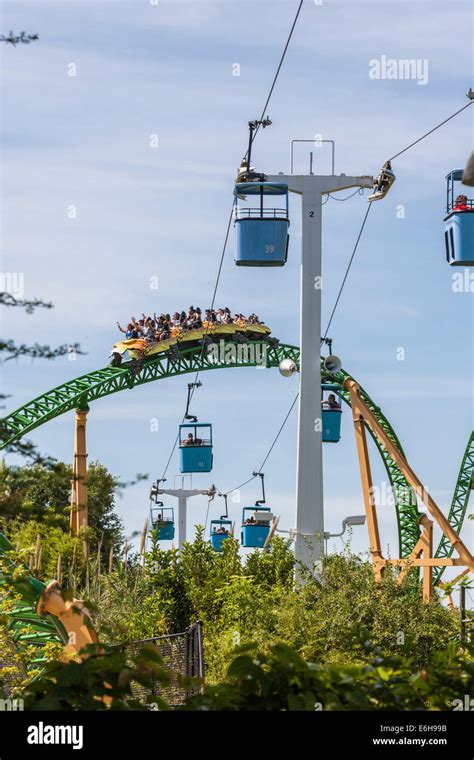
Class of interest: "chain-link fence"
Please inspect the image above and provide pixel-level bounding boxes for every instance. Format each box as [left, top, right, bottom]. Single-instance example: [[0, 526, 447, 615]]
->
[[122, 621, 204, 708]]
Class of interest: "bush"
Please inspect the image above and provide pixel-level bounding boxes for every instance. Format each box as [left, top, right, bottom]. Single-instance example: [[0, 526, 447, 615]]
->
[[184, 641, 474, 711], [19, 644, 171, 711]]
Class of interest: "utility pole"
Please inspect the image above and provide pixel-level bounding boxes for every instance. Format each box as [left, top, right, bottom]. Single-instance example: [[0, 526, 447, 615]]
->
[[265, 170, 373, 572]]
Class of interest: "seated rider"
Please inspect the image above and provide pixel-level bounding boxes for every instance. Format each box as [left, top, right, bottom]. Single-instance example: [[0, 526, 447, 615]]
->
[[117, 321, 139, 339], [183, 433, 195, 446], [322, 393, 340, 409], [453, 194, 471, 212]]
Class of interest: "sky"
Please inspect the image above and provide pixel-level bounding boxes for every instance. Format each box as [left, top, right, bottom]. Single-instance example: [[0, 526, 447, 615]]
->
[[0, 0, 473, 581]]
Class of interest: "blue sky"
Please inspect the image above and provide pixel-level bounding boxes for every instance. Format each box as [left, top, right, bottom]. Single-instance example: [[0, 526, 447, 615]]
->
[[1, 0, 472, 575]]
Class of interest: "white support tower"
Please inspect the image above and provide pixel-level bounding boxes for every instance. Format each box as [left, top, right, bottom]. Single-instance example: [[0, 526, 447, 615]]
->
[[266, 172, 373, 573], [157, 485, 215, 550]]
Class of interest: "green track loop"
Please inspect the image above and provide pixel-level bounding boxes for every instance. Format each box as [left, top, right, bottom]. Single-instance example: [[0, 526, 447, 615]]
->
[[1, 342, 471, 565]]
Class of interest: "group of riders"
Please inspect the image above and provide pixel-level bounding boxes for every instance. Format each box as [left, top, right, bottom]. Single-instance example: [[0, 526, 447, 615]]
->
[[117, 306, 263, 344]]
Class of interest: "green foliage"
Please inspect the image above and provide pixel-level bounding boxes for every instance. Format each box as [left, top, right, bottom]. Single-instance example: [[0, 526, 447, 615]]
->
[[273, 553, 458, 668], [79, 536, 459, 683], [12, 636, 474, 712], [0, 483, 464, 708], [85, 564, 168, 643], [184, 640, 474, 711], [20, 644, 171, 711], [0, 462, 71, 528], [0, 460, 124, 554], [2, 521, 86, 585]]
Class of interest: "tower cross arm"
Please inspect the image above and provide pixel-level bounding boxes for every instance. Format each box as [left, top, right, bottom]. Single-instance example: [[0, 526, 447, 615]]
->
[[266, 173, 373, 196], [157, 488, 213, 498]]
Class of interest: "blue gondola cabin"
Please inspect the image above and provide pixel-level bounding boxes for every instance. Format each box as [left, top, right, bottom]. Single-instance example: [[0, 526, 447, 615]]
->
[[321, 383, 342, 443], [444, 169, 474, 266], [179, 423, 213, 473], [210, 519, 233, 552], [241, 506, 273, 548], [234, 182, 290, 266], [150, 506, 175, 541]]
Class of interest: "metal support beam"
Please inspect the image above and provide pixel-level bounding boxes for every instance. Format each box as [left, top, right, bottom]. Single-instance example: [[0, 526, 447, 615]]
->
[[157, 487, 215, 551], [345, 378, 474, 574], [345, 378, 474, 599], [349, 394, 383, 578], [267, 173, 373, 574], [396, 515, 434, 601], [70, 406, 89, 538], [421, 517, 434, 602]]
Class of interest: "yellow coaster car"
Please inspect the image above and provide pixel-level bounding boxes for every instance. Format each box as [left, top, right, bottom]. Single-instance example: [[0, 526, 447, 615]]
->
[[110, 321, 272, 364]]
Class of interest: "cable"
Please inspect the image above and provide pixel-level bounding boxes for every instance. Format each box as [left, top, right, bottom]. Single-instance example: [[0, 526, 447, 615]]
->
[[159, 431, 180, 481], [225, 474, 258, 497], [328, 188, 364, 202], [321, 99, 472, 342], [159, 1, 305, 480], [248, 0, 304, 152], [223, 392, 299, 497], [388, 100, 473, 162], [258, 393, 299, 471], [321, 98, 473, 342], [156, 207, 233, 478], [211, 97, 472, 516], [322, 202, 373, 341]]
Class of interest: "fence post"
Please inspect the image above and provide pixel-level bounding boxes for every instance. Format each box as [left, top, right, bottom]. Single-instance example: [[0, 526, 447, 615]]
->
[[460, 585, 466, 643]]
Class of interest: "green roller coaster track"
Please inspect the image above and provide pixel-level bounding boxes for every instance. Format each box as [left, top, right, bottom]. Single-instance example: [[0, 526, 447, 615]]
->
[[0, 342, 472, 663], [433, 432, 474, 585], [2, 340, 471, 562], [0, 534, 69, 675]]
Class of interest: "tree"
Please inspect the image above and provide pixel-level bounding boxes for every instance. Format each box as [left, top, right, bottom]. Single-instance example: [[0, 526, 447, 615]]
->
[[1, 293, 84, 464], [0, 460, 124, 555]]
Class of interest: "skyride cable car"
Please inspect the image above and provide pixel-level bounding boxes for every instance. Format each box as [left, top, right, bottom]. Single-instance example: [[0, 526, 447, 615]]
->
[[321, 382, 343, 443], [280, 348, 344, 443], [234, 182, 290, 267], [444, 169, 474, 266], [179, 382, 213, 474], [179, 422, 213, 473], [233, 117, 289, 267], [210, 494, 233, 552], [149, 482, 175, 541], [241, 473, 275, 549]]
